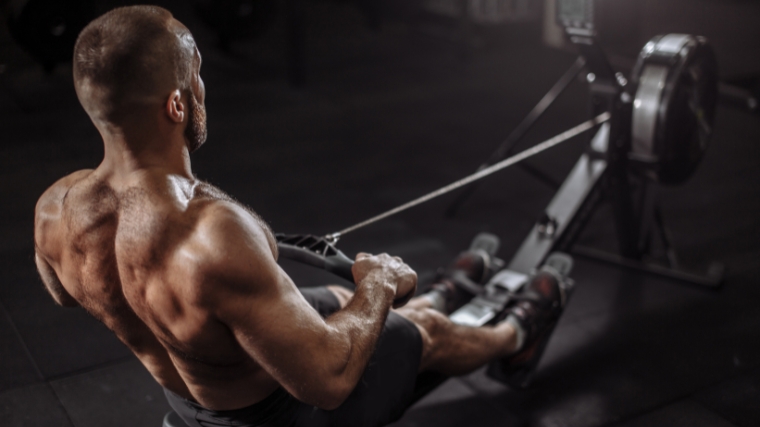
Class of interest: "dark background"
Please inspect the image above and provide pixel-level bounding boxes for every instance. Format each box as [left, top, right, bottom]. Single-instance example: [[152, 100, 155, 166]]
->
[[1, 0, 759, 426]]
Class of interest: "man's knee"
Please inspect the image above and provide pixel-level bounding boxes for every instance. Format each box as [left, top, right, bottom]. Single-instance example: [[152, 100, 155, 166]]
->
[[326, 285, 354, 308], [396, 307, 451, 368], [404, 307, 449, 336]]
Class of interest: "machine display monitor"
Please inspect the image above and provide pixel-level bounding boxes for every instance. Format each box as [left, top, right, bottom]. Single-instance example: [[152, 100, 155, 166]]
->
[[557, 0, 594, 30]]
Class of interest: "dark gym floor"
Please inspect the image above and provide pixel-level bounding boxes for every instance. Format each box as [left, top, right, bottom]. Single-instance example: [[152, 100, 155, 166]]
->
[[1, 1, 759, 426]]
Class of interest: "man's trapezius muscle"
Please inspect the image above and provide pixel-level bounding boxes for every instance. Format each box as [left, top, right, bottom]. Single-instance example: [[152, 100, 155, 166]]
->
[[34, 6, 571, 424]]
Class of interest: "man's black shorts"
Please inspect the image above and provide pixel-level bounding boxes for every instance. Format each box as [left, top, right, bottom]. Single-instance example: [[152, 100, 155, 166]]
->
[[164, 286, 423, 427]]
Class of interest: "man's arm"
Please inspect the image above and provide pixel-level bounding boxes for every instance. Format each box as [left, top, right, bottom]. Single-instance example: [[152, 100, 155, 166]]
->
[[34, 251, 79, 307], [34, 176, 84, 308], [190, 202, 416, 410]]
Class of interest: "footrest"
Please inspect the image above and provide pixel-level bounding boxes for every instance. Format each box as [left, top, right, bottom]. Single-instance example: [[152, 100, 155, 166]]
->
[[486, 252, 576, 389], [449, 269, 529, 327], [469, 232, 501, 256]]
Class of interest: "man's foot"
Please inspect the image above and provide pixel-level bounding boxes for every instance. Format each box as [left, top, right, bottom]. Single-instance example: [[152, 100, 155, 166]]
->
[[487, 253, 575, 388], [424, 233, 504, 314]]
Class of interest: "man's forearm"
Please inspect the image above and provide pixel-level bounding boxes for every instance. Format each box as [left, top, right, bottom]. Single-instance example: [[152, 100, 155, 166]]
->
[[320, 275, 396, 404]]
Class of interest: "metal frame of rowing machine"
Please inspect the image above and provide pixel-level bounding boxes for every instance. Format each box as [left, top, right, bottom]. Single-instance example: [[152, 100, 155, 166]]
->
[[412, 21, 724, 402], [514, 27, 724, 287], [517, 0, 724, 288], [508, 26, 637, 276]]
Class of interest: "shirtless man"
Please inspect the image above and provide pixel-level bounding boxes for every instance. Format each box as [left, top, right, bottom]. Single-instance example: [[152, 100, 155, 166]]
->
[[34, 6, 571, 427]]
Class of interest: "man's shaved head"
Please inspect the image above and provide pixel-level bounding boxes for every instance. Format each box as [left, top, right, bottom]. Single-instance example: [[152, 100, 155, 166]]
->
[[73, 5, 207, 151], [73, 6, 196, 123]]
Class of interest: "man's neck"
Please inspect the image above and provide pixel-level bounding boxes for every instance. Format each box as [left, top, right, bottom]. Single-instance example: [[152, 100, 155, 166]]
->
[[97, 125, 194, 186]]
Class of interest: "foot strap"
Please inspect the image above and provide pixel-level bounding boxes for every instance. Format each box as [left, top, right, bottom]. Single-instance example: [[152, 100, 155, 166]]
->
[[448, 269, 529, 327]]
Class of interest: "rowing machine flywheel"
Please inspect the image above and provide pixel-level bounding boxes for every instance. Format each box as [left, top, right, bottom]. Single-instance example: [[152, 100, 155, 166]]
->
[[630, 34, 719, 185]]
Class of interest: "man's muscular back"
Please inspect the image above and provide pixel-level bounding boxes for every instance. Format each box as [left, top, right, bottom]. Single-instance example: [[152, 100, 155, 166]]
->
[[37, 5, 417, 413], [34, 169, 283, 409]]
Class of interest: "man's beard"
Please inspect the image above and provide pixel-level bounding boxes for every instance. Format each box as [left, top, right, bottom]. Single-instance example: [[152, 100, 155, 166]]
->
[[185, 92, 207, 153]]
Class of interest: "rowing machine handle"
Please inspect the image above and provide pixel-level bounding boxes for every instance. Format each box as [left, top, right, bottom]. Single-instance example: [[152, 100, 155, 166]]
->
[[275, 234, 415, 308]]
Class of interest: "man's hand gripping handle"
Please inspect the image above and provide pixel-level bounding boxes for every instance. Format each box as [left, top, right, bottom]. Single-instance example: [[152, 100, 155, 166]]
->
[[275, 234, 416, 308]]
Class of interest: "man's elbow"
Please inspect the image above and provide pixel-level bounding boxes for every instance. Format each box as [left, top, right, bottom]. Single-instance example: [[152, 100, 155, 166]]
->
[[292, 374, 355, 410], [311, 378, 355, 410]]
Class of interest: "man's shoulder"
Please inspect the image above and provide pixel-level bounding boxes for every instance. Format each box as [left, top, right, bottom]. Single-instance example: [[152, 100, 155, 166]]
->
[[185, 199, 277, 271], [177, 199, 281, 305], [36, 170, 94, 211], [34, 170, 94, 251], [192, 199, 267, 239]]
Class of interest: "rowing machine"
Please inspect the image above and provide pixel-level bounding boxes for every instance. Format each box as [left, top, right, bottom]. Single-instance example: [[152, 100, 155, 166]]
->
[[274, 0, 721, 395]]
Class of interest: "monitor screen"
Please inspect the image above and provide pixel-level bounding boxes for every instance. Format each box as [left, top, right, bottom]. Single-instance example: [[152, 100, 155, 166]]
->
[[557, 0, 594, 30]]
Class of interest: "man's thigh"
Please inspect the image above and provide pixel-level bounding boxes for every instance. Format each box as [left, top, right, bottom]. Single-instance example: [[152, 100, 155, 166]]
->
[[299, 286, 343, 318], [296, 287, 423, 427]]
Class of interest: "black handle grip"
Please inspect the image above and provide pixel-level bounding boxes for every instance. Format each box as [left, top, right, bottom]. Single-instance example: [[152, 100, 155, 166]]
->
[[275, 233, 414, 307], [276, 236, 355, 283]]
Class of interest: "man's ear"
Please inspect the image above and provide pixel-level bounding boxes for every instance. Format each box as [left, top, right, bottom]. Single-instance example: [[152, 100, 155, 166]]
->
[[165, 89, 185, 123]]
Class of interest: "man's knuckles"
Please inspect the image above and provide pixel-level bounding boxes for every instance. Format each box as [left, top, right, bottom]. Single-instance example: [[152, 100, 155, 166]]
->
[[352, 253, 414, 278]]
